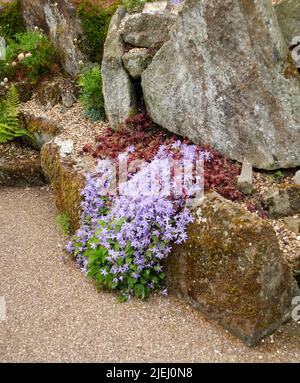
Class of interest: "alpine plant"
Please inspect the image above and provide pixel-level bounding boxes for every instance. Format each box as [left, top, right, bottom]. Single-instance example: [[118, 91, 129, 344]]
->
[[66, 141, 212, 302]]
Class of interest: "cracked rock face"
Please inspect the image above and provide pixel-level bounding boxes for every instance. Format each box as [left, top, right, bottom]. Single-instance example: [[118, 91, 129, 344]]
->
[[20, 0, 86, 75], [142, 0, 300, 170], [101, 8, 138, 127], [101, 4, 178, 127]]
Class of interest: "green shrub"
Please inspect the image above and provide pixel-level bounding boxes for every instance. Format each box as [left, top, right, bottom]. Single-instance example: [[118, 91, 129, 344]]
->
[[122, 0, 156, 13], [0, 30, 56, 83], [56, 213, 71, 236], [0, 0, 25, 41], [77, 0, 120, 64], [0, 85, 30, 143], [78, 64, 105, 121]]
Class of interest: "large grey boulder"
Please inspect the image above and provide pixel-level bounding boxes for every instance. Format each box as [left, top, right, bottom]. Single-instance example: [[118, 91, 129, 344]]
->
[[275, 0, 300, 44], [20, 0, 86, 75], [120, 11, 177, 48], [166, 192, 299, 346], [102, 8, 137, 127], [142, 0, 300, 170]]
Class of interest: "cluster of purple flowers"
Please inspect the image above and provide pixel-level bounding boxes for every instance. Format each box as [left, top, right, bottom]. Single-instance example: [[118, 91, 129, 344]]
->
[[66, 141, 212, 301]]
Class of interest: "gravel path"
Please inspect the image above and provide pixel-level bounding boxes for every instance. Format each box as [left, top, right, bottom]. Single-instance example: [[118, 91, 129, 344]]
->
[[0, 187, 299, 363]]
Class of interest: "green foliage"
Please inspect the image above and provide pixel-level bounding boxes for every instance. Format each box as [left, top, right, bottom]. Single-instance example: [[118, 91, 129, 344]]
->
[[0, 31, 56, 83], [77, 0, 119, 63], [0, 0, 25, 41], [122, 0, 156, 13], [78, 64, 105, 121], [55, 213, 71, 236], [273, 170, 284, 179], [0, 85, 30, 143], [268, 170, 285, 182]]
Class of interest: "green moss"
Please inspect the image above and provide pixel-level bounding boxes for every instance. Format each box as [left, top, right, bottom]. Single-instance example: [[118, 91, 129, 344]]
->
[[41, 143, 85, 233], [55, 212, 71, 236], [122, 0, 156, 13], [77, 0, 120, 64], [0, 0, 25, 41]]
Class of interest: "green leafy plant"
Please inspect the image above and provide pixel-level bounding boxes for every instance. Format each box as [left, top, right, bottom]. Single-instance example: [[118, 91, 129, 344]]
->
[[78, 64, 105, 121], [55, 212, 71, 236], [0, 85, 30, 143], [0, 0, 25, 41], [268, 170, 285, 182], [77, 1, 120, 63], [1, 31, 56, 83], [122, 0, 156, 13]]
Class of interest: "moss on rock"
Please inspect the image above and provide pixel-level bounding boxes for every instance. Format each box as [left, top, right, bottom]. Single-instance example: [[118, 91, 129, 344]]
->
[[41, 139, 85, 232], [166, 192, 299, 346]]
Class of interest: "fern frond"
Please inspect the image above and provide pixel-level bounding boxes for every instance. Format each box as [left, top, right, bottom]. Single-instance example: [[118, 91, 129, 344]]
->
[[0, 85, 29, 143]]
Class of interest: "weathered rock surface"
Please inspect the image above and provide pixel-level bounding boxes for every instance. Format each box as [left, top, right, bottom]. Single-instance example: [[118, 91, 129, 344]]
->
[[20, 113, 62, 150], [37, 80, 61, 109], [20, 0, 86, 75], [120, 11, 176, 48], [41, 137, 86, 231], [0, 142, 45, 187], [262, 185, 300, 218], [283, 216, 300, 234], [101, 7, 137, 127], [166, 192, 299, 346], [122, 48, 152, 79], [238, 161, 253, 195], [275, 0, 300, 44], [142, 0, 300, 170]]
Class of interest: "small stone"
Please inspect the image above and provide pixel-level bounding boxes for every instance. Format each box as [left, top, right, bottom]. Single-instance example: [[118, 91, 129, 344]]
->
[[262, 185, 300, 218], [283, 216, 300, 234], [122, 48, 153, 79], [237, 160, 253, 195], [294, 170, 300, 185]]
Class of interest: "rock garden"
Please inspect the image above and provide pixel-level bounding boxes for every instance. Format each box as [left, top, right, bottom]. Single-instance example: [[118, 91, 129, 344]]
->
[[0, 0, 300, 362]]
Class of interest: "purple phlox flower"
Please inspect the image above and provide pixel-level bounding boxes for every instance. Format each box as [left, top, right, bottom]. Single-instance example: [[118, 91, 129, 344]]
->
[[65, 241, 74, 253], [132, 272, 140, 279], [113, 278, 118, 284], [148, 281, 154, 289], [90, 242, 98, 249], [161, 288, 168, 296], [101, 269, 108, 276]]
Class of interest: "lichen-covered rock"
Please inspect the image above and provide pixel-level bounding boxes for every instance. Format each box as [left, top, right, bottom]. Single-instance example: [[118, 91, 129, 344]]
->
[[20, 0, 86, 75], [275, 0, 300, 44], [142, 0, 300, 170], [0, 142, 45, 187], [102, 7, 137, 127], [41, 137, 86, 232], [122, 48, 153, 79], [120, 10, 176, 48], [37, 80, 61, 109], [166, 192, 299, 346], [20, 113, 62, 150], [262, 184, 300, 218]]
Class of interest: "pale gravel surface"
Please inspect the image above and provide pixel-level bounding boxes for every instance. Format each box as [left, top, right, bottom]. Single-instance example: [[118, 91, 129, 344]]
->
[[0, 186, 299, 363]]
